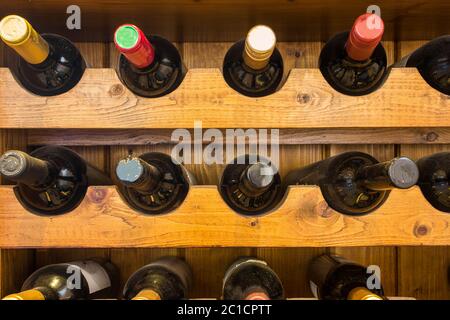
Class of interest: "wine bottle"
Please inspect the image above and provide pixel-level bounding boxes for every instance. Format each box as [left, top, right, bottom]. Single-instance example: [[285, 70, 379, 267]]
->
[[319, 13, 388, 95], [308, 254, 385, 300], [416, 152, 450, 213], [0, 146, 112, 215], [222, 257, 284, 300], [123, 257, 192, 300], [284, 152, 419, 215], [219, 155, 283, 216], [0, 15, 85, 96], [115, 152, 193, 215], [395, 36, 450, 95], [114, 24, 185, 98], [2, 258, 119, 300], [223, 25, 283, 97]]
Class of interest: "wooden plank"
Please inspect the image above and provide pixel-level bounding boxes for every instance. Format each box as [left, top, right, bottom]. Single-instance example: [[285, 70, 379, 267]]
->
[[0, 68, 449, 129], [0, 1, 449, 42], [27, 128, 450, 146], [0, 185, 449, 248]]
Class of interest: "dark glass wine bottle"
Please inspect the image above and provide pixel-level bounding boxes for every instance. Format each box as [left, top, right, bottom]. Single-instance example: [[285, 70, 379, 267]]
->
[[223, 25, 283, 97], [395, 36, 450, 95], [319, 13, 388, 95], [308, 254, 385, 300], [115, 152, 193, 215], [222, 257, 284, 300], [0, 146, 112, 216], [114, 24, 185, 98], [219, 155, 283, 216], [0, 15, 85, 96], [123, 257, 192, 300], [284, 152, 419, 215], [2, 258, 119, 300], [416, 152, 450, 213]]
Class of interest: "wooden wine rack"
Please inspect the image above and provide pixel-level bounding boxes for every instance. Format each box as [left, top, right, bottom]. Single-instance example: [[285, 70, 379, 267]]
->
[[0, 0, 449, 300], [0, 68, 449, 129], [0, 185, 448, 248]]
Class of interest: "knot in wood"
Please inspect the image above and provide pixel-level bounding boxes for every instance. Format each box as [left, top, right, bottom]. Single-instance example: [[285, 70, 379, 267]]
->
[[110, 84, 125, 96], [414, 224, 429, 237], [297, 93, 311, 104], [424, 131, 439, 142], [88, 188, 108, 204]]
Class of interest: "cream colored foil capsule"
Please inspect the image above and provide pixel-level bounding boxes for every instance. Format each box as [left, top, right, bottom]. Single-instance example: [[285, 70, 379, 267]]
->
[[0, 15, 50, 64], [243, 25, 276, 70]]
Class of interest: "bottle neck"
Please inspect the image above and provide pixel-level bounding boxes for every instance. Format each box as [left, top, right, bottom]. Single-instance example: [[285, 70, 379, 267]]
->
[[347, 287, 383, 300], [345, 13, 384, 62], [0, 15, 50, 64], [242, 25, 276, 70], [116, 156, 162, 193], [356, 157, 419, 191], [2, 288, 47, 300], [132, 289, 162, 300], [0, 150, 56, 188], [238, 162, 275, 197], [115, 24, 155, 69]]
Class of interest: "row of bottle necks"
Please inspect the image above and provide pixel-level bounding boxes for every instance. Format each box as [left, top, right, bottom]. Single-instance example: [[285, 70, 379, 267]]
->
[[2, 254, 386, 301], [0, 14, 449, 98], [0, 145, 449, 216]]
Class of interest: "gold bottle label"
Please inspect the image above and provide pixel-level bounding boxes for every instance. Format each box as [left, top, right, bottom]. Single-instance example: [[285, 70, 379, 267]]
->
[[347, 287, 383, 300], [2, 289, 46, 300], [0, 15, 50, 64], [242, 25, 276, 70], [132, 289, 162, 300]]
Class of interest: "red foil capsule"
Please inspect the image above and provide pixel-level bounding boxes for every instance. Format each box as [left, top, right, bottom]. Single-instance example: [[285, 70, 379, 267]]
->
[[114, 24, 155, 69], [245, 291, 270, 300], [345, 13, 384, 61]]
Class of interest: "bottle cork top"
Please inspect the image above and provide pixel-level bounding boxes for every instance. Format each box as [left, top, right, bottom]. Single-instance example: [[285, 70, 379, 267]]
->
[[0, 15, 29, 44], [388, 157, 419, 189], [0, 150, 27, 178], [116, 157, 144, 183]]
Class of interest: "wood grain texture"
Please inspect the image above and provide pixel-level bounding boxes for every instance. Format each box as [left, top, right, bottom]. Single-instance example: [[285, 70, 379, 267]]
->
[[0, 68, 449, 129], [0, 185, 449, 248]]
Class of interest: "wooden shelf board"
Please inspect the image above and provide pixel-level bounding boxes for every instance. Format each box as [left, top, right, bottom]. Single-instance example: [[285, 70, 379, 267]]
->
[[0, 68, 449, 129], [0, 185, 448, 248], [27, 128, 450, 146]]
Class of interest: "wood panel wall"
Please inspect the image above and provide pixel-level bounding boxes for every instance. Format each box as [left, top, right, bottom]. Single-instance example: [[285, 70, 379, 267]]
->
[[0, 39, 449, 299]]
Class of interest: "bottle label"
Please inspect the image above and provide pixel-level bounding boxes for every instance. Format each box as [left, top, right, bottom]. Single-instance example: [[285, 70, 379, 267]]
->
[[309, 280, 319, 299], [68, 261, 111, 294]]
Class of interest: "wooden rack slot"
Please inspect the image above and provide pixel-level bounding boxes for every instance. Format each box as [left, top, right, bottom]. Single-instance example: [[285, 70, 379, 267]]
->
[[0, 68, 449, 129]]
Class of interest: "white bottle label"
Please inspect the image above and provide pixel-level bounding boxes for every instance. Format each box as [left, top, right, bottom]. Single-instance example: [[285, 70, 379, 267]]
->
[[309, 280, 319, 299], [68, 260, 111, 294]]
